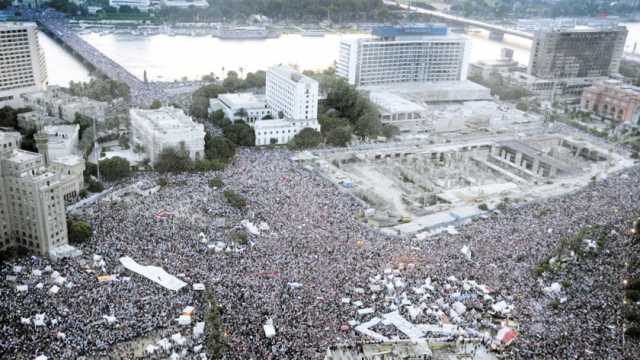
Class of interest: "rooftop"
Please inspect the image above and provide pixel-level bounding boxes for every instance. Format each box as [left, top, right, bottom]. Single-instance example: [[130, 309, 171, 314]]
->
[[369, 91, 427, 114], [43, 124, 79, 139], [269, 65, 318, 86], [0, 22, 37, 30], [217, 93, 267, 109], [52, 155, 84, 167], [5, 149, 42, 163], [130, 107, 199, 134], [372, 23, 448, 38]]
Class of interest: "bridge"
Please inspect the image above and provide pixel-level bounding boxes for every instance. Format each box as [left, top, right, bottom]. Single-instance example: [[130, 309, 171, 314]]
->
[[385, 0, 535, 41], [35, 10, 168, 107]]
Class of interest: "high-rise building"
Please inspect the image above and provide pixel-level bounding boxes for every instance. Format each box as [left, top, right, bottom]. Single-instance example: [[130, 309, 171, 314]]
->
[[0, 131, 84, 257], [528, 26, 628, 79], [266, 65, 319, 121], [0, 22, 48, 108], [337, 24, 470, 87]]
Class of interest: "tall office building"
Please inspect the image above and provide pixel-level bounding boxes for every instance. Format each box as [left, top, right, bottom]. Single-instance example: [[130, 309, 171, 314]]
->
[[0, 22, 48, 108], [337, 24, 470, 87], [1, 131, 84, 257], [266, 65, 319, 121], [528, 26, 628, 79]]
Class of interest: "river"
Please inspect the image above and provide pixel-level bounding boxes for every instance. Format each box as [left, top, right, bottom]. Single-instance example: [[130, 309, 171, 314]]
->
[[39, 22, 640, 87]]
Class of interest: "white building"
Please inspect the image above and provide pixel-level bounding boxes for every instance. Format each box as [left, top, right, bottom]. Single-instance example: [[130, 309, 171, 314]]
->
[[368, 91, 430, 132], [254, 118, 320, 146], [266, 65, 319, 121], [0, 131, 84, 257], [161, 0, 209, 8], [209, 93, 272, 125], [38, 124, 80, 161], [129, 107, 205, 165], [0, 22, 48, 108], [337, 24, 469, 87], [109, 0, 151, 11]]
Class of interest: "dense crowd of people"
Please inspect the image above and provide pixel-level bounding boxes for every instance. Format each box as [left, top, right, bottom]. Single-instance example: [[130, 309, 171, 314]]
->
[[1, 148, 640, 359]]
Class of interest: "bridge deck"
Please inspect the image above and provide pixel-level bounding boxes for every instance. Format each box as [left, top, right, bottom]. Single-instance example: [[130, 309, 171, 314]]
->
[[36, 12, 167, 106]]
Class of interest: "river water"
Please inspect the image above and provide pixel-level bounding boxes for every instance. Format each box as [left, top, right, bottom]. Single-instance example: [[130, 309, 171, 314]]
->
[[39, 22, 640, 87]]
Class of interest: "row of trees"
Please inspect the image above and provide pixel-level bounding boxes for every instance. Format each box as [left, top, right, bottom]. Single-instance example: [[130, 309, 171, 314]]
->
[[452, 0, 640, 19], [68, 78, 130, 102], [152, 0, 396, 23]]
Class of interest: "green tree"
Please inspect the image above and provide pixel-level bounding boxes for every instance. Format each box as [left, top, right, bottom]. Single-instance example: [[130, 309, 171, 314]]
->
[[209, 176, 224, 188], [191, 83, 225, 119], [223, 190, 247, 209], [154, 145, 193, 173], [99, 156, 131, 182], [222, 71, 242, 91], [326, 126, 352, 147], [67, 218, 92, 244], [382, 124, 400, 139], [205, 135, 236, 163], [149, 100, 162, 109], [222, 121, 255, 147], [290, 127, 322, 149], [205, 291, 229, 359]]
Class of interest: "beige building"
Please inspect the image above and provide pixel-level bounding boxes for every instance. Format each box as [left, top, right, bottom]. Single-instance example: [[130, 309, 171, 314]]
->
[[0, 130, 84, 257], [0, 22, 48, 108], [581, 80, 640, 124]]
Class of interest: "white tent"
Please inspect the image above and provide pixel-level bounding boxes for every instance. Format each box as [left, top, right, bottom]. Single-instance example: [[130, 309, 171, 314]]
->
[[48, 285, 60, 295], [263, 318, 276, 338], [119, 257, 187, 291], [34, 314, 46, 327], [193, 283, 205, 291], [193, 322, 205, 338], [103, 315, 117, 325]]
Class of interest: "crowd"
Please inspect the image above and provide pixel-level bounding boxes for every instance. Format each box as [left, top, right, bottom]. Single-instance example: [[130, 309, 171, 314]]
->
[[1, 148, 640, 359]]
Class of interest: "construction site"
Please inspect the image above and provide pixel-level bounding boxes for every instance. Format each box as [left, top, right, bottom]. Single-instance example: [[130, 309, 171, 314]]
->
[[303, 101, 634, 237]]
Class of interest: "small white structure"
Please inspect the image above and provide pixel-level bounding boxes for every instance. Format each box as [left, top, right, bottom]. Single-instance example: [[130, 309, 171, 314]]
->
[[161, 0, 209, 8], [209, 93, 271, 124], [129, 107, 205, 165], [109, 0, 151, 11]]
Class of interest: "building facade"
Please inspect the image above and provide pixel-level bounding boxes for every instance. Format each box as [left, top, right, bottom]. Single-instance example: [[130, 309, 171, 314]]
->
[[528, 26, 628, 79], [254, 118, 320, 146], [337, 24, 469, 87], [581, 80, 640, 124], [266, 65, 319, 121], [0, 22, 48, 108], [208, 93, 272, 124], [21, 86, 109, 123], [129, 107, 205, 165], [1, 131, 83, 257]]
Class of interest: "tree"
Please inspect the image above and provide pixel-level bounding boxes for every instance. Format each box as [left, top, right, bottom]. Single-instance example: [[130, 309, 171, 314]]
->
[[191, 83, 225, 119], [382, 124, 400, 139], [154, 146, 193, 173], [326, 126, 352, 147], [234, 108, 249, 120], [222, 71, 242, 91], [209, 176, 224, 188], [222, 121, 255, 147], [67, 218, 92, 244], [290, 128, 322, 149], [149, 100, 162, 109], [223, 190, 247, 209], [205, 134, 236, 163], [0, 106, 19, 128], [99, 157, 131, 182], [205, 290, 229, 359]]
